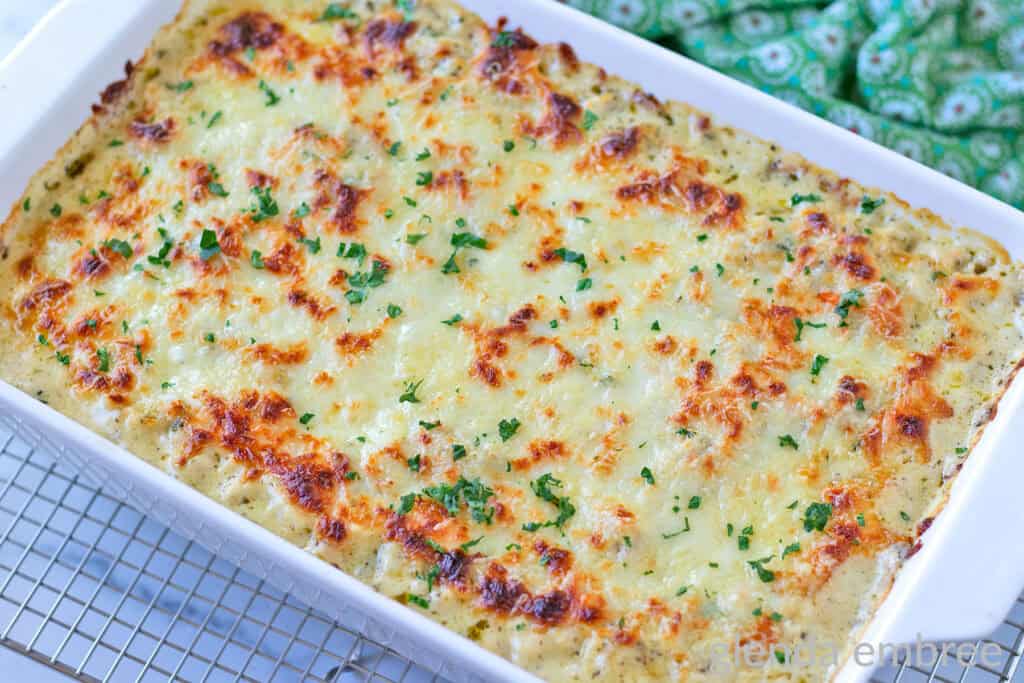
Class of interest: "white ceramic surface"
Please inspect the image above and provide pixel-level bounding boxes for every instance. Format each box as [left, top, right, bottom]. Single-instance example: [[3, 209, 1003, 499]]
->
[[1, 2, 1023, 682]]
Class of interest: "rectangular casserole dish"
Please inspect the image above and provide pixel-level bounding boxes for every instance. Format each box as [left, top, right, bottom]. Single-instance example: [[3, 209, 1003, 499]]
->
[[2, 1, 1024, 681]]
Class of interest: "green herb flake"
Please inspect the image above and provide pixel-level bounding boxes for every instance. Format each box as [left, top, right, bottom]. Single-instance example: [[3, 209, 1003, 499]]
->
[[553, 247, 587, 272], [441, 313, 463, 326], [258, 80, 280, 106], [640, 467, 655, 485], [387, 303, 403, 318], [810, 354, 829, 376], [198, 229, 221, 260], [803, 502, 832, 532], [167, 80, 194, 93], [860, 196, 885, 214], [582, 110, 599, 131], [790, 193, 822, 206], [96, 348, 111, 373], [299, 412, 315, 426], [405, 233, 426, 245], [452, 444, 467, 461], [498, 418, 521, 442], [778, 434, 799, 450], [400, 379, 424, 404], [576, 277, 593, 292], [250, 186, 279, 222]]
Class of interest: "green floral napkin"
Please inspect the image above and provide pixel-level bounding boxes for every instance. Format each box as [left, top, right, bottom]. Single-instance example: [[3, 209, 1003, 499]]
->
[[565, 0, 1024, 209]]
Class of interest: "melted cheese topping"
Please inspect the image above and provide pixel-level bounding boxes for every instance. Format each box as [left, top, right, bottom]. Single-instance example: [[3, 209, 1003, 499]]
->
[[2, 2, 1023, 680]]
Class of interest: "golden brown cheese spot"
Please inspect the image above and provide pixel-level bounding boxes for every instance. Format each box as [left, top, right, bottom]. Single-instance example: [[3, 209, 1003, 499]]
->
[[866, 283, 903, 339], [363, 18, 417, 56], [478, 25, 537, 94], [129, 118, 175, 144], [18, 279, 72, 319], [522, 92, 582, 147], [336, 328, 383, 356], [512, 439, 568, 470], [287, 288, 336, 320], [206, 11, 285, 75], [94, 61, 134, 113], [314, 170, 368, 234], [183, 159, 214, 202], [317, 516, 347, 544], [244, 342, 309, 365], [277, 458, 338, 513]]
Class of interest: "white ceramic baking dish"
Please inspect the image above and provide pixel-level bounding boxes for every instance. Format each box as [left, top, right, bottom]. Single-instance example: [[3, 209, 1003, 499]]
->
[[2, 1, 1023, 681]]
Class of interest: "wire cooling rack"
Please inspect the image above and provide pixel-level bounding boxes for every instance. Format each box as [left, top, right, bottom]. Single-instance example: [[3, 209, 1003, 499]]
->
[[0, 415, 1023, 683]]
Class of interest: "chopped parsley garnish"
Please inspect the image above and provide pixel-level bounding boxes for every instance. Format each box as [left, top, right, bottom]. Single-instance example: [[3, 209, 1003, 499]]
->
[[148, 229, 173, 267], [415, 171, 432, 186], [782, 542, 801, 559], [738, 535, 750, 551], [299, 412, 315, 426], [250, 250, 264, 269], [407, 454, 421, 472], [406, 594, 429, 609], [441, 313, 463, 326], [104, 238, 133, 259], [399, 379, 424, 403], [338, 242, 367, 265], [793, 317, 826, 342], [55, 351, 70, 366], [167, 80, 193, 92], [405, 233, 426, 245], [416, 148, 431, 161], [258, 80, 280, 106], [96, 348, 111, 372], [955, 446, 967, 455], [207, 110, 222, 128], [803, 502, 832, 532], [688, 496, 701, 509], [318, 3, 357, 21], [810, 354, 829, 376], [413, 476, 496, 524], [899, 510, 911, 522], [441, 232, 487, 274], [676, 427, 695, 438], [582, 110, 599, 131], [387, 304, 403, 318], [661, 517, 691, 538], [855, 398, 865, 411], [388, 141, 401, 157], [507, 204, 519, 216], [651, 321, 661, 331], [834, 289, 864, 320], [403, 196, 417, 207], [419, 420, 440, 430], [452, 444, 467, 461], [790, 192, 822, 206], [748, 556, 775, 582], [553, 247, 587, 272], [250, 186, 279, 222], [451, 232, 487, 249], [503, 140, 515, 152], [522, 473, 575, 533], [198, 229, 221, 260], [856, 513, 866, 527], [715, 263, 725, 277], [108, 139, 124, 148], [346, 260, 388, 303], [576, 277, 593, 292], [640, 467, 655, 485], [293, 202, 311, 218], [50, 203, 62, 218], [498, 418, 520, 442], [208, 181, 229, 198], [860, 196, 885, 214], [298, 235, 321, 254], [204, 332, 216, 343], [22, 198, 30, 212], [778, 434, 799, 450], [549, 319, 559, 329]]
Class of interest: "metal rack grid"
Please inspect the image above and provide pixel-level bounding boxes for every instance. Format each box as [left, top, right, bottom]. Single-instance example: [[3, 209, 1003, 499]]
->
[[0, 417, 1022, 683]]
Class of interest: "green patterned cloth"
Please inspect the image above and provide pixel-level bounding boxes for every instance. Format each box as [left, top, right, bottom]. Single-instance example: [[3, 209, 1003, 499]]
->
[[565, 0, 1024, 209]]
